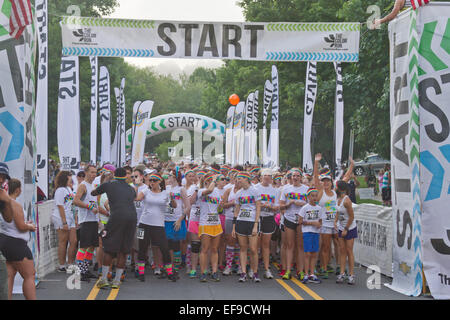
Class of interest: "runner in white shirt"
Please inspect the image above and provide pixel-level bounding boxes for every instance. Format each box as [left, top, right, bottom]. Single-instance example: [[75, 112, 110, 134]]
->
[[131, 168, 147, 277], [255, 169, 279, 279], [279, 168, 308, 280], [185, 170, 201, 278], [232, 171, 262, 283]]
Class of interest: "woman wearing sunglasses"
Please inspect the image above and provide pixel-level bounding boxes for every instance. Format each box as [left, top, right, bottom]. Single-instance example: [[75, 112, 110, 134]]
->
[[134, 173, 177, 282], [165, 168, 190, 277], [197, 173, 223, 282]]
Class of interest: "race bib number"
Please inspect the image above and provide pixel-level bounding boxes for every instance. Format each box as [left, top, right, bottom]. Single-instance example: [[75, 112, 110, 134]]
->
[[239, 209, 252, 219], [338, 212, 345, 222], [207, 213, 219, 224], [326, 212, 336, 221], [137, 228, 145, 240], [194, 208, 200, 217], [167, 206, 175, 215], [135, 201, 142, 209]]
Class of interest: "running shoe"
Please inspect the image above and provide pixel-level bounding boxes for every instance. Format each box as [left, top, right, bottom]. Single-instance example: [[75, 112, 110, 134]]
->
[[264, 270, 273, 279], [327, 264, 334, 273], [237, 266, 243, 275], [253, 273, 261, 283], [248, 269, 254, 279], [238, 273, 247, 282], [308, 275, 322, 284], [211, 272, 220, 282], [223, 266, 232, 276], [168, 273, 177, 282], [347, 275, 356, 285], [297, 271, 305, 281], [302, 275, 309, 284], [200, 273, 208, 282], [335, 266, 341, 276], [321, 270, 329, 279], [96, 278, 110, 289], [282, 270, 291, 280], [218, 265, 225, 272], [57, 266, 66, 273], [154, 267, 161, 276], [137, 274, 145, 282], [279, 269, 286, 277], [111, 280, 121, 289], [316, 268, 325, 276], [189, 270, 197, 279], [336, 274, 346, 284], [232, 264, 239, 274]]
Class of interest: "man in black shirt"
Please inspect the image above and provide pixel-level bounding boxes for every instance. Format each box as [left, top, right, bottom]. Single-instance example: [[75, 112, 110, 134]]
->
[[91, 167, 137, 289]]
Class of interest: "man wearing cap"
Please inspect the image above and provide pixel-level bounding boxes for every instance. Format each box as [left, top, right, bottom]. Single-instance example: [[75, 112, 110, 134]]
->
[[0, 163, 15, 300]]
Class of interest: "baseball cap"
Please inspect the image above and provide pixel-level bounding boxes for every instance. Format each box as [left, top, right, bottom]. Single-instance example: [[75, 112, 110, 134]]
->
[[144, 168, 155, 176], [0, 162, 11, 180]]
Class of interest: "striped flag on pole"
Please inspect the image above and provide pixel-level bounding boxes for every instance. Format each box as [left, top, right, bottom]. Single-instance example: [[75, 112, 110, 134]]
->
[[410, 0, 430, 10], [9, 0, 32, 39]]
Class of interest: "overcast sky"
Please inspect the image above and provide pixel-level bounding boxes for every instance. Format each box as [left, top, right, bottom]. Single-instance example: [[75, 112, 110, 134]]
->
[[106, 0, 245, 77]]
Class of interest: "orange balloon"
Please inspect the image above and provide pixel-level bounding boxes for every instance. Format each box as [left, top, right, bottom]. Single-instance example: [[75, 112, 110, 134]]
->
[[229, 94, 240, 106]]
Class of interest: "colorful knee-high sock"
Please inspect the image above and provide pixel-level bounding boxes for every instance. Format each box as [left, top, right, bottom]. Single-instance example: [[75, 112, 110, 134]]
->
[[226, 246, 234, 268], [186, 245, 191, 269], [173, 251, 181, 272], [164, 263, 174, 275], [137, 261, 145, 275], [76, 249, 86, 274], [233, 247, 240, 265]]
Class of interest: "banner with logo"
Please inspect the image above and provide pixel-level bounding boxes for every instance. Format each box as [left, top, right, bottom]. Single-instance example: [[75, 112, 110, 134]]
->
[[334, 62, 344, 169], [225, 106, 235, 165], [57, 56, 80, 172], [387, 9, 423, 297], [416, 4, 450, 300], [89, 56, 98, 164], [302, 61, 317, 172], [261, 80, 273, 166], [61, 17, 360, 62], [35, 0, 48, 198], [99, 66, 111, 164], [251, 90, 259, 165], [244, 92, 254, 165], [131, 100, 153, 167], [267, 65, 279, 168]]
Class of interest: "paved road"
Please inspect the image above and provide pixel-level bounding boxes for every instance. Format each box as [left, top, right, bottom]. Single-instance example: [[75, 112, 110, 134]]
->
[[13, 263, 429, 300]]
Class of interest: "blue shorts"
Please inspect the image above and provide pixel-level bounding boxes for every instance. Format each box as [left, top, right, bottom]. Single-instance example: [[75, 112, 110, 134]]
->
[[165, 220, 187, 241], [303, 232, 320, 253], [338, 227, 357, 240]]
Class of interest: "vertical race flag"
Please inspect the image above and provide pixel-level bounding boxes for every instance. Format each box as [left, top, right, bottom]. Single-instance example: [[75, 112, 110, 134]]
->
[[262, 80, 273, 166], [302, 61, 317, 172], [131, 100, 142, 146], [267, 65, 279, 168], [334, 62, 344, 170], [89, 56, 98, 165], [251, 90, 259, 165], [119, 78, 126, 166], [112, 87, 120, 166], [131, 100, 153, 167], [99, 66, 111, 164], [244, 92, 254, 165], [8, 0, 32, 39], [225, 106, 235, 165], [57, 56, 80, 172], [35, 0, 48, 198], [233, 102, 245, 165]]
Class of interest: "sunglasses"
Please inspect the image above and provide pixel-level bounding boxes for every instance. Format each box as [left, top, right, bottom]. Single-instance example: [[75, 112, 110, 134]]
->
[[149, 179, 160, 183], [131, 175, 138, 178]]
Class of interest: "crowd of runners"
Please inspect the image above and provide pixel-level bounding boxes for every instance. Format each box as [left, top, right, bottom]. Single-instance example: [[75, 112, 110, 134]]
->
[[0, 153, 359, 299]]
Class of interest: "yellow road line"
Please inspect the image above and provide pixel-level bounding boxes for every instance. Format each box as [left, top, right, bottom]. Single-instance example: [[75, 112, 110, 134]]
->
[[86, 282, 100, 300], [107, 288, 119, 300], [275, 279, 304, 300], [291, 278, 324, 300]]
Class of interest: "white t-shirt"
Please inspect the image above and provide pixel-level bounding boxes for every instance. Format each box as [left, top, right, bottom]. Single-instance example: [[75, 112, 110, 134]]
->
[[139, 189, 170, 227], [198, 188, 221, 226], [255, 184, 279, 217], [134, 184, 148, 226], [299, 203, 325, 233], [224, 185, 239, 220], [187, 184, 200, 223], [279, 184, 309, 224], [52, 187, 75, 224], [235, 186, 261, 222], [165, 185, 183, 222]]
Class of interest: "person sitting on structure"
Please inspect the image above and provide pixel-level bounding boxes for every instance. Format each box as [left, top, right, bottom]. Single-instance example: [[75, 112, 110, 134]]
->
[[371, 0, 430, 28]]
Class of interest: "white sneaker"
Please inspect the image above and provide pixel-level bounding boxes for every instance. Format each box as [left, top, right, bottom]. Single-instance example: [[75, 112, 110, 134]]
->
[[264, 269, 273, 279], [223, 266, 232, 276], [154, 267, 161, 275], [248, 269, 254, 279]]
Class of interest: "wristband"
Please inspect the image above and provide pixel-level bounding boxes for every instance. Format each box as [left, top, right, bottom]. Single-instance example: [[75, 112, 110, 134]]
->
[[87, 202, 96, 211]]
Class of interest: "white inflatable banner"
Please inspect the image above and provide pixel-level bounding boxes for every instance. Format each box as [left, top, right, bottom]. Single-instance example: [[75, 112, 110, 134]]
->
[[99, 66, 111, 164], [89, 56, 98, 164], [225, 106, 235, 165], [302, 61, 317, 172], [244, 92, 254, 165], [334, 62, 344, 169], [251, 90, 259, 165], [267, 65, 279, 168], [262, 80, 273, 166], [131, 100, 153, 167], [61, 17, 360, 62]]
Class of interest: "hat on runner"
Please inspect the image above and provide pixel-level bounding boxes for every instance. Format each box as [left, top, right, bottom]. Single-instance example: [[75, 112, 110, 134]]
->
[[103, 164, 116, 174], [261, 168, 273, 176], [144, 168, 154, 176], [0, 162, 11, 180]]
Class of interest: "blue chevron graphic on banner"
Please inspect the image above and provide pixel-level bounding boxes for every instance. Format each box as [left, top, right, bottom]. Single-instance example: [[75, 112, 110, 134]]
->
[[412, 163, 419, 180], [210, 122, 217, 131], [413, 219, 421, 234], [264, 51, 359, 62], [414, 255, 422, 271], [420, 150, 445, 201], [0, 111, 24, 162], [220, 126, 225, 135], [412, 183, 420, 200], [62, 47, 156, 57], [202, 120, 208, 130], [413, 201, 421, 217], [439, 145, 450, 194], [414, 272, 422, 290], [414, 236, 421, 253]]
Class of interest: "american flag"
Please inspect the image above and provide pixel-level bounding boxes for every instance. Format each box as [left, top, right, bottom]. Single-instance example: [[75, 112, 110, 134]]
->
[[8, 0, 32, 39], [410, 0, 430, 10]]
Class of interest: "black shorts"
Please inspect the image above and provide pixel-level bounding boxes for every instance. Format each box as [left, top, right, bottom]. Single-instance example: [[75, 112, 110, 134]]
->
[[260, 216, 276, 234], [284, 219, 298, 231], [235, 220, 259, 237], [79, 221, 99, 248], [0, 234, 33, 262], [102, 219, 137, 254], [271, 225, 281, 241], [382, 187, 391, 201]]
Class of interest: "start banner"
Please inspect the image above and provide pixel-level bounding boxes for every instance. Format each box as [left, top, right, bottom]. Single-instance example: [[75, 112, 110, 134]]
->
[[60, 17, 360, 62]]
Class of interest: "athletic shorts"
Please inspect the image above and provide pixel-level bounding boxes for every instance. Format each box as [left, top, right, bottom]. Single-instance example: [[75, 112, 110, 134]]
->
[[260, 216, 276, 235], [79, 221, 99, 248], [303, 232, 320, 253], [225, 219, 234, 235], [188, 220, 200, 235], [0, 234, 33, 262], [198, 224, 223, 237], [284, 218, 298, 231], [165, 220, 187, 241], [101, 219, 137, 254], [320, 226, 337, 235], [235, 220, 259, 237], [51, 214, 76, 230], [271, 225, 281, 241], [382, 187, 391, 201], [338, 227, 358, 240]]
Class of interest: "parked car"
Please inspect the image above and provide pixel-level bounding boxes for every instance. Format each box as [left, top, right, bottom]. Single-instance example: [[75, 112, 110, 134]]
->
[[354, 154, 390, 176]]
